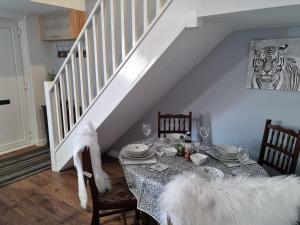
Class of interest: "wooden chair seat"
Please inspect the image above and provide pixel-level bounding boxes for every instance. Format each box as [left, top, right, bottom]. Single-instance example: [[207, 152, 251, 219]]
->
[[81, 147, 140, 225], [98, 177, 136, 204]]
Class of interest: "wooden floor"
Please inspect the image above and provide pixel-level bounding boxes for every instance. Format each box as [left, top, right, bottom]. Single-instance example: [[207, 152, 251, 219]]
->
[[0, 156, 137, 225]]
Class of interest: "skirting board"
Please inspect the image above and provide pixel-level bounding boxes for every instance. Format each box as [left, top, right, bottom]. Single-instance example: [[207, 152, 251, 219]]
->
[[35, 138, 48, 146]]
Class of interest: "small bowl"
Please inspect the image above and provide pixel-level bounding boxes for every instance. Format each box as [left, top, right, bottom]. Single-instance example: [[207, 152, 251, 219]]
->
[[190, 153, 208, 166]]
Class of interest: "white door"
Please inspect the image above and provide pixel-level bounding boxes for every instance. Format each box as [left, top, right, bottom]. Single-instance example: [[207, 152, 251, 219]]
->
[[0, 20, 31, 152]]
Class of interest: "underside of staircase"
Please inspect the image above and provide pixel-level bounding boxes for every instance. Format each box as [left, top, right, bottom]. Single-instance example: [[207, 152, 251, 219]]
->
[[44, 0, 300, 172]]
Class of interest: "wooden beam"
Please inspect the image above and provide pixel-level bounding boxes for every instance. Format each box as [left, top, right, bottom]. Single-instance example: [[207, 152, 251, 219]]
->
[[31, 0, 86, 11]]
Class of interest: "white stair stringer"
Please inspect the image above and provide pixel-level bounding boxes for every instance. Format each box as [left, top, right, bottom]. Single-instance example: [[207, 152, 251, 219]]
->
[[45, 0, 300, 172]]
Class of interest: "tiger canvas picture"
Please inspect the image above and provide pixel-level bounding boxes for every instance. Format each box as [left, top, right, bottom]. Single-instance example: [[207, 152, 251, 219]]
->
[[247, 38, 300, 91]]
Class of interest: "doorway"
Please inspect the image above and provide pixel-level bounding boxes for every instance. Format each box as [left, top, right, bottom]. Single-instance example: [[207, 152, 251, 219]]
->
[[0, 19, 31, 153]]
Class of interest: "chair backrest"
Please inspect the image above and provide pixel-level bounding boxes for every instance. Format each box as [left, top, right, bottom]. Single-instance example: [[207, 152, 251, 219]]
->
[[82, 147, 99, 204], [158, 111, 192, 138], [258, 119, 300, 174], [160, 173, 300, 225]]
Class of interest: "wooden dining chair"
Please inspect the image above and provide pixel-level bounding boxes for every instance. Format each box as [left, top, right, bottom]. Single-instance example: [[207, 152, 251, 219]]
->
[[158, 111, 192, 138], [81, 147, 140, 225], [258, 119, 300, 174]]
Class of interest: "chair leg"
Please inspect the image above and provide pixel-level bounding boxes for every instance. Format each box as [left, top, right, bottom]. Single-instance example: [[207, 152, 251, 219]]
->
[[91, 208, 100, 225], [121, 211, 128, 225], [135, 209, 140, 225]]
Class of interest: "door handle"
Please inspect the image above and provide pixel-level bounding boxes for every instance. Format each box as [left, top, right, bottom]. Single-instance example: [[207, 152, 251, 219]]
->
[[0, 99, 10, 105]]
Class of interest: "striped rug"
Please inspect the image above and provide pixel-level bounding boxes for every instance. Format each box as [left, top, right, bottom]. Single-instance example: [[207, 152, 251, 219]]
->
[[0, 146, 51, 188]]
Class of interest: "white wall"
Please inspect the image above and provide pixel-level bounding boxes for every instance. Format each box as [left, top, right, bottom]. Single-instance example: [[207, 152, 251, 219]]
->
[[112, 25, 300, 172], [25, 14, 72, 145]]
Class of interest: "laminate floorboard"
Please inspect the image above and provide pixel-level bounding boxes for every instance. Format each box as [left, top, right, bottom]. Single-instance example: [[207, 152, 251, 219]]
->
[[0, 156, 136, 225]]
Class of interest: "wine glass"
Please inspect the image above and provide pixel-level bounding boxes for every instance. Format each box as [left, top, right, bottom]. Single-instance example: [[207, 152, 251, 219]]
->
[[230, 145, 250, 177], [199, 126, 210, 150], [142, 123, 151, 141], [237, 145, 250, 166]]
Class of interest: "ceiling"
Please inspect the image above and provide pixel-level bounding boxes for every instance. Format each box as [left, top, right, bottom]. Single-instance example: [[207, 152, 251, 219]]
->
[[0, 0, 60, 16]]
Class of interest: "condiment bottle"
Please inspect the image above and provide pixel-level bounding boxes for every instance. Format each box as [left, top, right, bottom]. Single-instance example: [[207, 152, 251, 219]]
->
[[177, 135, 185, 157], [184, 132, 192, 160]]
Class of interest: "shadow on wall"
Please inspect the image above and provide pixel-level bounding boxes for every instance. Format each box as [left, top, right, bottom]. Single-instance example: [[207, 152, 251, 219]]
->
[[112, 26, 300, 173]]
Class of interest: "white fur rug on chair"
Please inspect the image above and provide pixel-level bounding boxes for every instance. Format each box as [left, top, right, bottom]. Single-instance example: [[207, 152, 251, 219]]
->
[[160, 173, 300, 225], [73, 122, 111, 209]]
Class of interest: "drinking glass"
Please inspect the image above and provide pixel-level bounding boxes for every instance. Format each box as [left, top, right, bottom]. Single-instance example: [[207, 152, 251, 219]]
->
[[199, 126, 210, 150], [142, 123, 151, 139], [237, 145, 250, 166]]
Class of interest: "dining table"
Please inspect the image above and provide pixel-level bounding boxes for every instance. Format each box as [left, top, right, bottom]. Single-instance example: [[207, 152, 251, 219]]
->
[[119, 137, 269, 223]]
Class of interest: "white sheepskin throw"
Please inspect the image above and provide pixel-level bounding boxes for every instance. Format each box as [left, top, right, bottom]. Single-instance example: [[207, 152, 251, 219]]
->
[[73, 121, 111, 209], [159, 173, 300, 225]]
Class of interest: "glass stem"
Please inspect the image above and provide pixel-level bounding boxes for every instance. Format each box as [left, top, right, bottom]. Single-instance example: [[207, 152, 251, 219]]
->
[[204, 137, 207, 146]]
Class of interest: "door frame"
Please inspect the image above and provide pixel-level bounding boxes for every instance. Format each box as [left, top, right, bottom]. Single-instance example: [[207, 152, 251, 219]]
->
[[0, 18, 32, 154]]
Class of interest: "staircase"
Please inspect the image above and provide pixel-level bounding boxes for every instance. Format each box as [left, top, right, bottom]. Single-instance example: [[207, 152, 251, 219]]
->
[[44, 0, 300, 172]]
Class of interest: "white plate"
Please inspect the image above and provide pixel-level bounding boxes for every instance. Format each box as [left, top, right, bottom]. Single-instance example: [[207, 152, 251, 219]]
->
[[215, 145, 238, 156], [196, 166, 224, 180], [124, 144, 149, 157], [213, 151, 239, 162], [122, 149, 155, 160], [213, 150, 237, 160]]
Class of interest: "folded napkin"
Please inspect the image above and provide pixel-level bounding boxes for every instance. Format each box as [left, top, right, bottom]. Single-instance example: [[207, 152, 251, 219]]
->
[[206, 150, 256, 168], [123, 156, 157, 165]]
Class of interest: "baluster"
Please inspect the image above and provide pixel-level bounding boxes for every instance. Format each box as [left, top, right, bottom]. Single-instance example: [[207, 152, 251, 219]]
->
[[100, 0, 109, 83], [131, 0, 137, 46], [121, 0, 130, 60], [156, 0, 161, 16], [59, 74, 68, 136], [110, 0, 117, 72], [71, 53, 80, 121], [168, 118, 171, 132], [143, 0, 149, 31], [92, 14, 101, 93], [78, 41, 86, 111], [85, 29, 93, 104], [54, 83, 63, 142], [65, 64, 74, 128]]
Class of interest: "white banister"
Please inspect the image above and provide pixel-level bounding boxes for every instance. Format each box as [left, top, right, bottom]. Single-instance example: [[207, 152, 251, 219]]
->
[[59, 74, 68, 136], [92, 14, 101, 93], [100, 0, 109, 83], [54, 83, 62, 142], [44, 82, 57, 171], [132, 0, 137, 46], [144, 0, 149, 31], [156, 0, 161, 15], [85, 29, 93, 104], [120, 0, 129, 60], [78, 41, 86, 111], [71, 53, 80, 121], [110, 0, 117, 72], [65, 64, 74, 128], [45, 0, 173, 160]]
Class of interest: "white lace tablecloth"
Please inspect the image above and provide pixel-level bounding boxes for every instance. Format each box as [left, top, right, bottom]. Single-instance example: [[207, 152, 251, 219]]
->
[[119, 138, 268, 222]]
